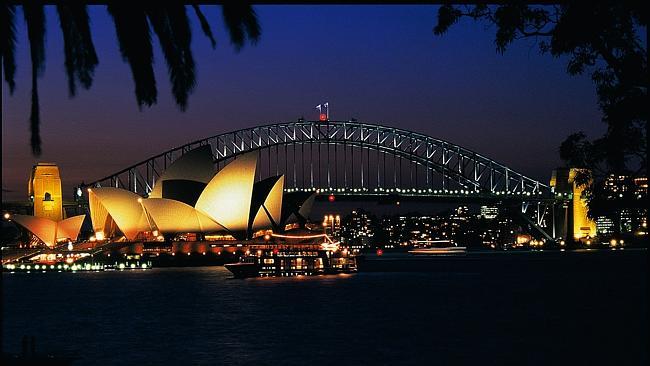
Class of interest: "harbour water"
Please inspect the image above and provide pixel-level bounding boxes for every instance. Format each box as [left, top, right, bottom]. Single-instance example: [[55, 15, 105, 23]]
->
[[2, 250, 647, 365]]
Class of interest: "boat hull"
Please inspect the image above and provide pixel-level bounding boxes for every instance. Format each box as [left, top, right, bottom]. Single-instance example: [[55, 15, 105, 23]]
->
[[224, 263, 259, 278]]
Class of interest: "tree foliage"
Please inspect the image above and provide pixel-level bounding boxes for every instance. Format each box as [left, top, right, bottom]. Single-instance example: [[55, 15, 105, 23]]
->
[[1, 2, 261, 156], [434, 2, 647, 177]]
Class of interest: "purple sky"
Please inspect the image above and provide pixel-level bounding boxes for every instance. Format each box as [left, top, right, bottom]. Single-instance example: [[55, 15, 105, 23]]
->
[[2, 5, 604, 201]]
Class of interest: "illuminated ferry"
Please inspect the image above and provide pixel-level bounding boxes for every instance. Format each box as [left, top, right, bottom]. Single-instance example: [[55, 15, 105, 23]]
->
[[408, 240, 466, 255], [408, 247, 467, 255], [225, 232, 357, 278]]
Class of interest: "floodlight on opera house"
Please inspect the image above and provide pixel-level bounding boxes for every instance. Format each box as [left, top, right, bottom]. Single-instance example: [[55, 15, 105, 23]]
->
[[87, 147, 312, 241]]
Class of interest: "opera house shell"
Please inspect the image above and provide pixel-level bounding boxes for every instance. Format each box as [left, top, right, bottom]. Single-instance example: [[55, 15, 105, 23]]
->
[[88, 146, 314, 241], [8, 214, 86, 247]]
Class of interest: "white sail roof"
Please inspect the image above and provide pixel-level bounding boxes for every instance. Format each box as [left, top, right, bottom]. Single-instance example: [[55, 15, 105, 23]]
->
[[56, 215, 86, 241], [148, 145, 215, 199], [9, 214, 57, 247], [88, 187, 151, 240], [252, 176, 284, 231], [195, 152, 258, 232], [142, 198, 225, 234]]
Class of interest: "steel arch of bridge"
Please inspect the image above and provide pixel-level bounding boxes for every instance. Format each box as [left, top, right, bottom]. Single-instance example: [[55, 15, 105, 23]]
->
[[84, 120, 550, 200]]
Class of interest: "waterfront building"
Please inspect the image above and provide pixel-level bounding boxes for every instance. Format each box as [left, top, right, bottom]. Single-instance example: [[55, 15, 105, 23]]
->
[[374, 209, 474, 249]]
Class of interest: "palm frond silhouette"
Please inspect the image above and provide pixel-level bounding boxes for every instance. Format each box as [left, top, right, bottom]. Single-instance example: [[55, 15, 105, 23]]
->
[[2, 2, 261, 156]]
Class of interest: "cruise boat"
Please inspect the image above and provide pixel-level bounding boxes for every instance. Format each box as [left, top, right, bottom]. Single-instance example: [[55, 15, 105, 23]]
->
[[224, 259, 259, 278], [225, 232, 356, 278]]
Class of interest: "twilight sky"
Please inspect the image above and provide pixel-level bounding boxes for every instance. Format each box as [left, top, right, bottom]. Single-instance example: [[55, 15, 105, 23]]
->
[[2, 5, 604, 201]]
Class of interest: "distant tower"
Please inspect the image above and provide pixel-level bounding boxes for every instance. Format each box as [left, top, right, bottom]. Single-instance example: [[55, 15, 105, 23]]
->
[[28, 163, 63, 221]]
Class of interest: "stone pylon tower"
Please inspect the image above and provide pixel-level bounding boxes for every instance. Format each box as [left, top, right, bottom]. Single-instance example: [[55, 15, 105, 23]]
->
[[28, 163, 63, 221], [550, 168, 597, 241]]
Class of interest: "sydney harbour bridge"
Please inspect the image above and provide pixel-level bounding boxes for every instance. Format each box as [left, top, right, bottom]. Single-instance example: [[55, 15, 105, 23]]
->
[[81, 120, 568, 240]]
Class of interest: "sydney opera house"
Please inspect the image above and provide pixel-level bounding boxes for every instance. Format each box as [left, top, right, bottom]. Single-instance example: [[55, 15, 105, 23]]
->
[[86, 146, 315, 243], [5, 146, 315, 248]]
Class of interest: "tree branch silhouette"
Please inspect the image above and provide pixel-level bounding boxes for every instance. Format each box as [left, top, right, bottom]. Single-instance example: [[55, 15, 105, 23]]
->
[[434, 2, 647, 177]]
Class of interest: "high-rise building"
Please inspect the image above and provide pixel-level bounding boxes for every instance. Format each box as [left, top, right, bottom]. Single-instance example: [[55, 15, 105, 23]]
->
[[480, 206, 499, 220], [633, 177, 647, 198], [28, 163, 63, 221], [455, 206, 469, 216], [596, 216, 615, 235], [341, 209, 374, 249], [600, 175, 647, 234], [603, 174, 630, 198], [322, 214, 341, 241], [619, 209, 634, 233]]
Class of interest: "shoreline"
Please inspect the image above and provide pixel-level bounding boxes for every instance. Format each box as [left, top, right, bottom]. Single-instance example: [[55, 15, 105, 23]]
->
[[356, 247, 648, 273]]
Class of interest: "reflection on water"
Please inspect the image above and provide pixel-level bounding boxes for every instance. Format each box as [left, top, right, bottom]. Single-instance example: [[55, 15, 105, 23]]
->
[[2, 256, 647, 366]]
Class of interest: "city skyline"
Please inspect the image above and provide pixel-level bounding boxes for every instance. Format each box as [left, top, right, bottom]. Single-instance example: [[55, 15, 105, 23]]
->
[[2, 5, 603, 200]]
